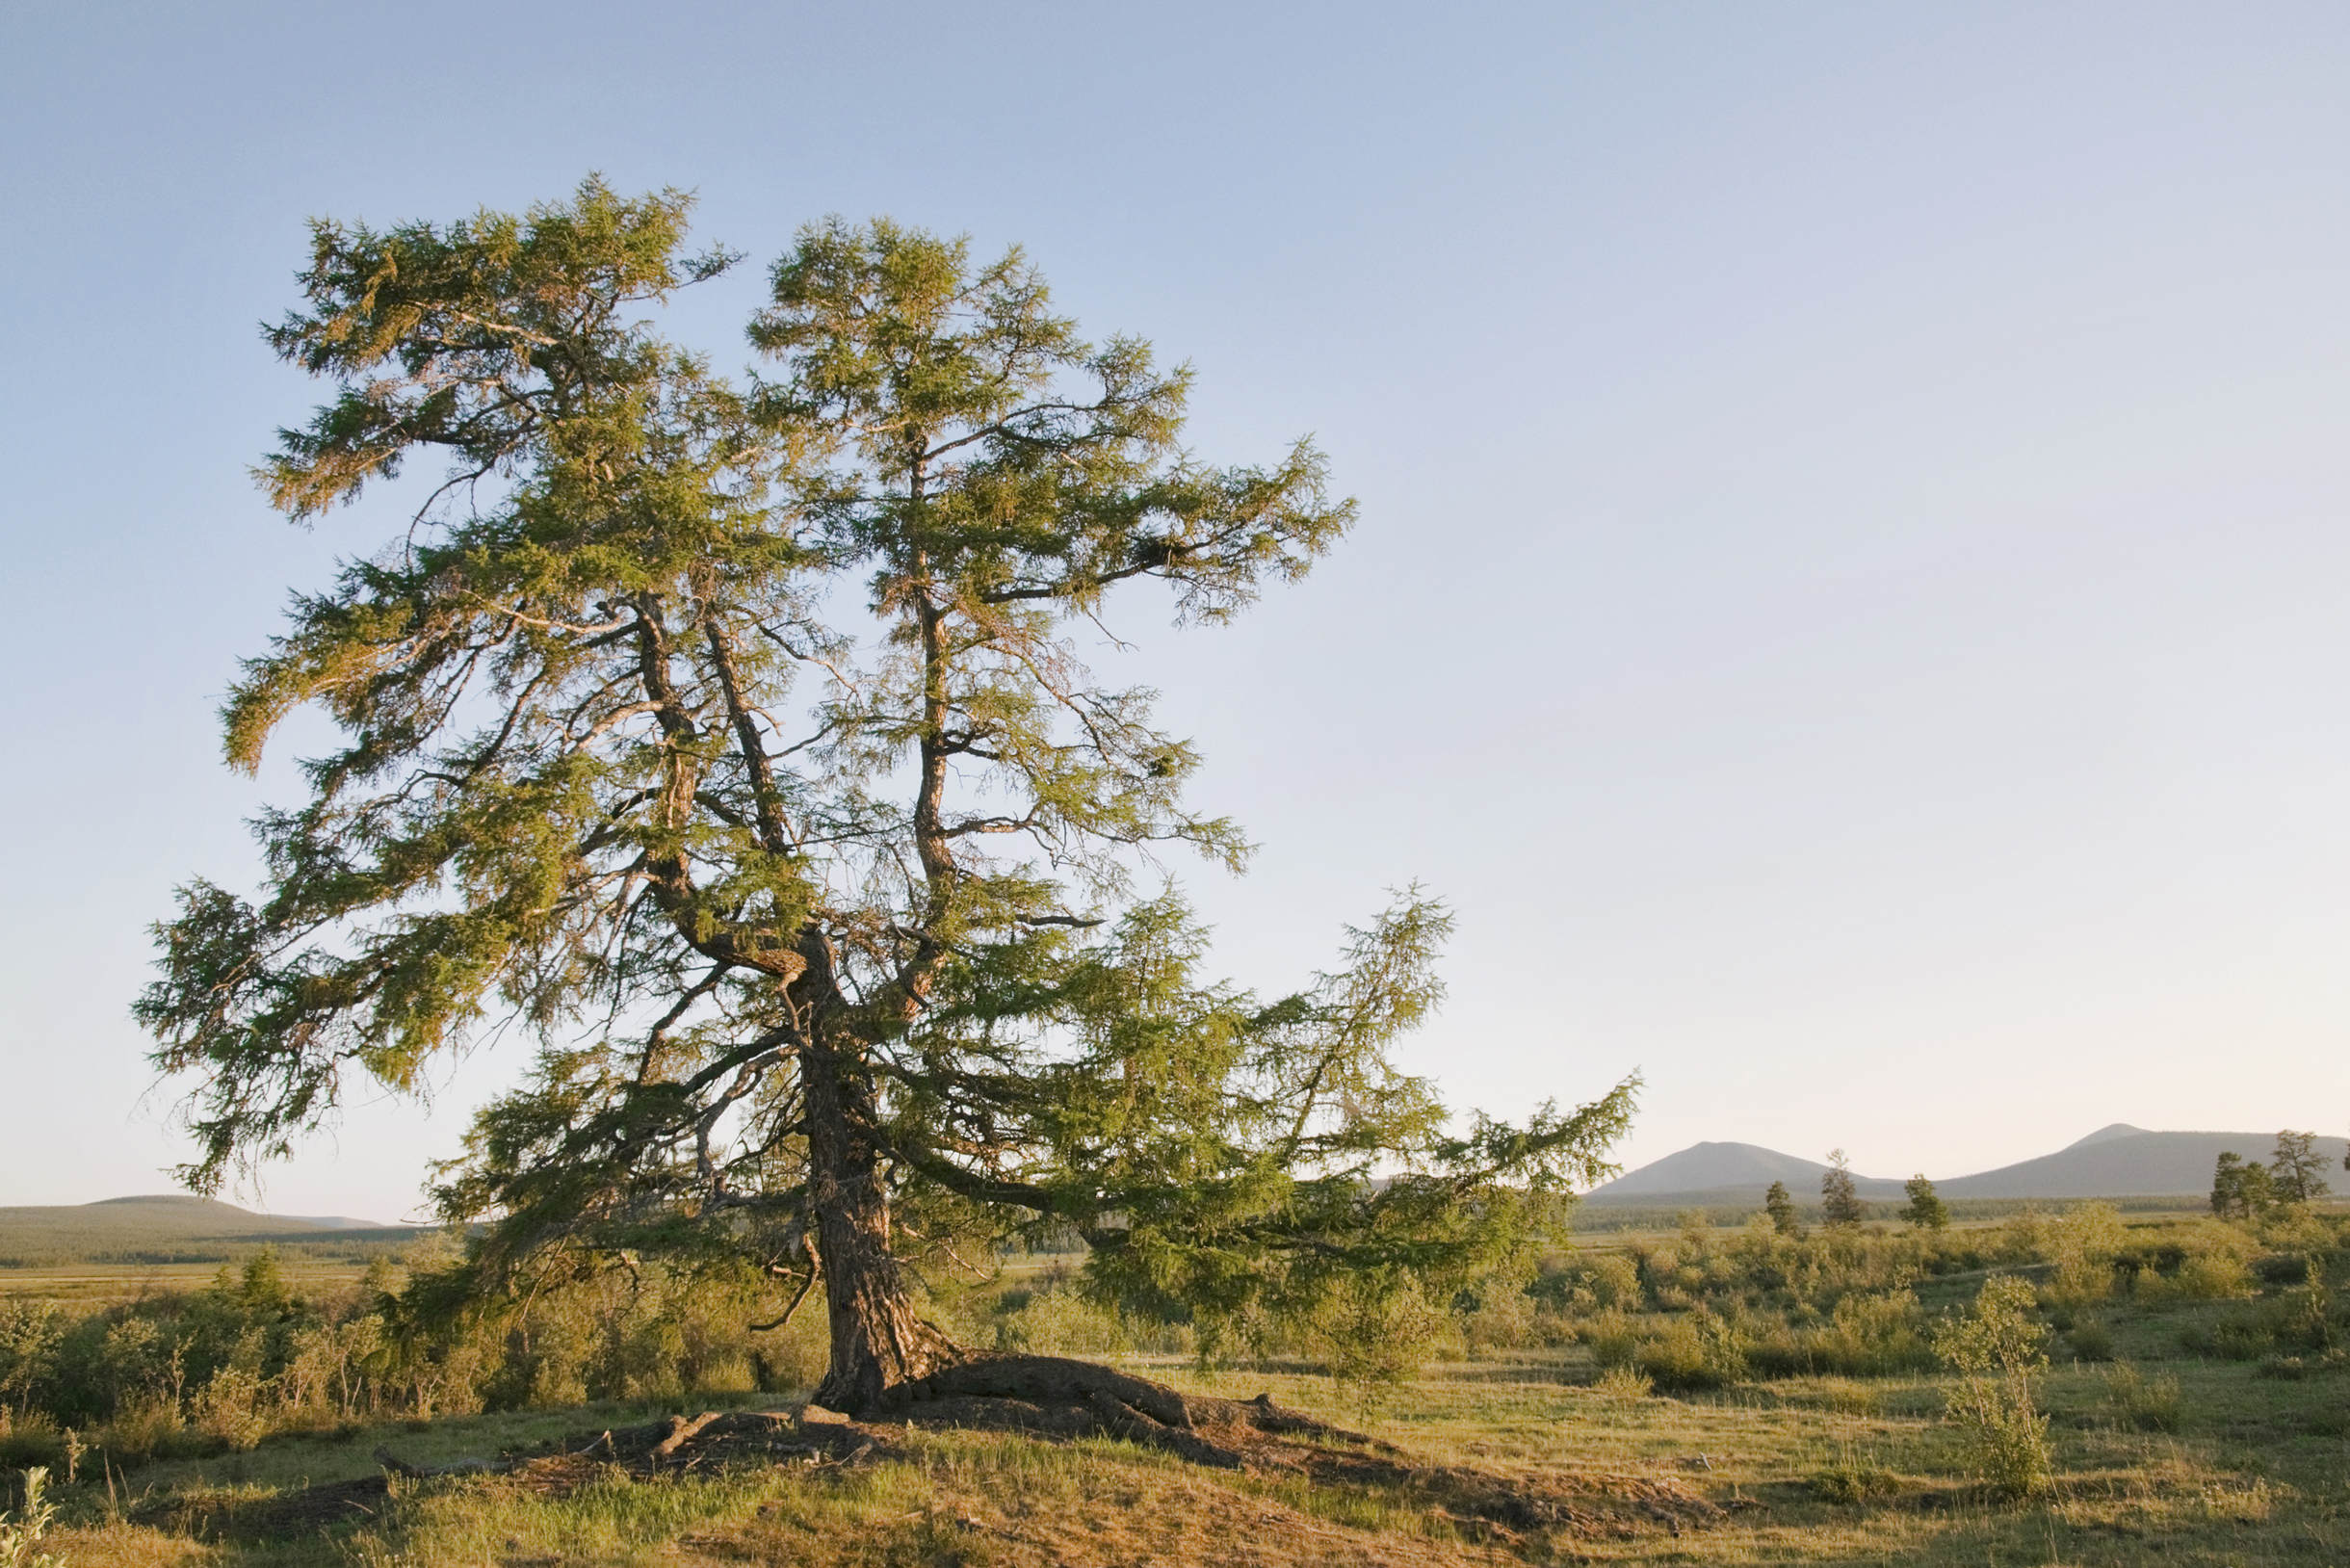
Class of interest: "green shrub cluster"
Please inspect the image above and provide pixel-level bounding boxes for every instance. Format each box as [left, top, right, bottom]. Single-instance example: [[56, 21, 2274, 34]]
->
[[1935, 1274, 2052, 1499], [1514, 1204, 2344, 1394], [0, 1243, 823, 1472]]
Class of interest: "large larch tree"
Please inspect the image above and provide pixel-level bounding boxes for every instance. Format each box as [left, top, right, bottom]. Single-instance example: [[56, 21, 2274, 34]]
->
[[141, 180, 1635, 1419]]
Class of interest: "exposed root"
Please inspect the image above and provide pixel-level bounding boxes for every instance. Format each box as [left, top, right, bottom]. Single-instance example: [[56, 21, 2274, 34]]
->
[[859, 1356, 1724, 1541], [200, 1357, 1727, 1552]]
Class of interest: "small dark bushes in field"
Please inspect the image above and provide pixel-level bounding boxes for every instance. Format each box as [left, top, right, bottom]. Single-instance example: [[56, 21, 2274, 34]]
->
[[2255, 1347, 2343, 1380], [2099, 1363, 2181, 1430], [1812, 1457, 1903, 1503], [2178, 1268, 2342, 1362], [2063, 1317, 2114, 1361], [2255, 1254, 2313, 1287]]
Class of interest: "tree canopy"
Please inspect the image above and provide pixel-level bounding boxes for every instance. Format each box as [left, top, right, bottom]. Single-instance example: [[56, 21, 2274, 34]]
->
[[2268, 1131, 2331, 1206], [1819, 1150, 1866, 1228], [140, 179, 1636, 1412], [1900, 1174, 1949, 1231]]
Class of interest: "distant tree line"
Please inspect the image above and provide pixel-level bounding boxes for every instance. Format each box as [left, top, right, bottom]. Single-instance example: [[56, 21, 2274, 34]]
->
[[1750, 1127, 2346, 1235], [1760, 1154, 1946, 1235]]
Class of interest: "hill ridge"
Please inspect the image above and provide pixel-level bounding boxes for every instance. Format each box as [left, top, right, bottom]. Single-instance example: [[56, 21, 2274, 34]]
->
[[1586, 1126, 2350, 1207]]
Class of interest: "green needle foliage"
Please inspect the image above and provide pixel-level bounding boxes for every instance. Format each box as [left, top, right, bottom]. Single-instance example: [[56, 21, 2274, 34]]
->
[[1820, 1149, 1867, 1229], [2211, 1152, 2277, 1220], [2268, 1130, 2331, 1205], [140, 180, 1637, 1410]]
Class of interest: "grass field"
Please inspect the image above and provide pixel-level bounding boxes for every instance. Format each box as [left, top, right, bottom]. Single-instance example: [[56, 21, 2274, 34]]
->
[[8, 1209, 2345, 1567], [23, 1343, 2347, 1566]]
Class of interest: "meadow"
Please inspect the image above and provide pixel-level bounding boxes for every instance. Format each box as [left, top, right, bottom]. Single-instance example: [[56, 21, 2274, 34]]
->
[[3, 1199, 2344, 1566]]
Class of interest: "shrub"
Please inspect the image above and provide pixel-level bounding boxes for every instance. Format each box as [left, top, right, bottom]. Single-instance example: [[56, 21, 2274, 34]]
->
[[747, 1306, 830, 1395], [1812, 1455, 1901, 1503], [1580, 1309, 1643, 1371], [1313, 1271, 1452, 1391], [2043, 1203, 2126, 1309], [95, 1398, 196, 1466], [1580, 1253, 1643, 1309], [1935, 1274, 2052, 1501], [2064, 1317, 2114, 1362], [2099, 1363, 2180, 1431], [194, 1367, 269, 1452], [1745, 1290, 1933, 1378], [994, 1285, 1127, 1358], [2180, 1314, 2273, 1361], [1634, 1310, 1747, 1392], [0, 1307, 63, 1420], [2142, 1251, 2257, 1303], [1456, 1284, 1541, 1354], [1593, 1365, 1654, 1400], [0, 1417, 63, 1474], [1815, 1291, 1932, 1376], [2253, 1204, 2340, 1257]]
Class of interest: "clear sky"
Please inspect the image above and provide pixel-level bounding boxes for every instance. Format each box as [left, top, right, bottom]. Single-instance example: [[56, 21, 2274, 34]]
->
[[5, 2, 2348, 1219]]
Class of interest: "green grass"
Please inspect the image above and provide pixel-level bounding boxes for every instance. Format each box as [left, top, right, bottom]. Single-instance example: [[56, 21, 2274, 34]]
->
[[23, 1281, 2350, 1567], [20, 1211, 2350, 1566]]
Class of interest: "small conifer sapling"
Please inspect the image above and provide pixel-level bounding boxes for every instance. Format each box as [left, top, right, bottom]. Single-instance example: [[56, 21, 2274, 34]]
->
[[1821, 1149, 1867, 1228]]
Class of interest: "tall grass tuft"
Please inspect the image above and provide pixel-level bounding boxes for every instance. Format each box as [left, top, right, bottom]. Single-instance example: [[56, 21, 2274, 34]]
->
[[2099, 1362, 2181, 1430]]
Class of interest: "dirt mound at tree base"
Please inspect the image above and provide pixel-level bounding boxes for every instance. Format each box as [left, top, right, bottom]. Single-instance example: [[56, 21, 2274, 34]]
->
[[530, 1393, 1725, 1547], [197, 1378, 1726, 1554]]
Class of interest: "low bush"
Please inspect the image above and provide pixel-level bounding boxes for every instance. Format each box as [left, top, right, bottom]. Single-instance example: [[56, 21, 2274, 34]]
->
[[2140, 1251, 2258, 1303], [0, 1417, 63, 1474], [1745, 1291, 1934, 1378], [2064, 1317, 2114, 1362], [1936, 1275, 2052, 1501], [2100, 1363, 2180, 1431], [1633, 1310, 1746, 1392], [1592, 1365, 1654, 1400], [1812, 1456, 1901, 1503], [1314, 1272, 1455, 1391]]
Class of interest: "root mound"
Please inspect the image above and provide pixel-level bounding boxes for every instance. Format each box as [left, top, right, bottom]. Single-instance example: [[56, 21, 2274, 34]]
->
[[857, 1353, 1727, 1542], [224, 1355, 1725, 1551]]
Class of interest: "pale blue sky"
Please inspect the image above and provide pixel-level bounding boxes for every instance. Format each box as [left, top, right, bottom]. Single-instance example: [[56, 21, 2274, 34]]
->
[[5, 2, 2348, 1216]]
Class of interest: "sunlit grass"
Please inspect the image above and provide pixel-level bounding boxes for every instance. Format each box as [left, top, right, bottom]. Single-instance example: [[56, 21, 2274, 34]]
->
[[32, 1277, 2350, 1566]]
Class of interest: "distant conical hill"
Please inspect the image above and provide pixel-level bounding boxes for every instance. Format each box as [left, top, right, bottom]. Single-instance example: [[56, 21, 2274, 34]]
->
[[1935, 1130, 2347, 1200], [2061, 1123, 2152, 1150], [1585, 1141, 1906, 1201], [1583, 1127, 2349, 1207]]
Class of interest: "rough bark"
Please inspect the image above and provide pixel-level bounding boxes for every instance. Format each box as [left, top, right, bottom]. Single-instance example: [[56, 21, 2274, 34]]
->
[[801, 1021, 962, 1412]]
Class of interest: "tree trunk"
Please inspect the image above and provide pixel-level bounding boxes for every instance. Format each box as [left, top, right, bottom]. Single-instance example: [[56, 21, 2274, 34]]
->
[[802, 1030, 961, 1412]]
